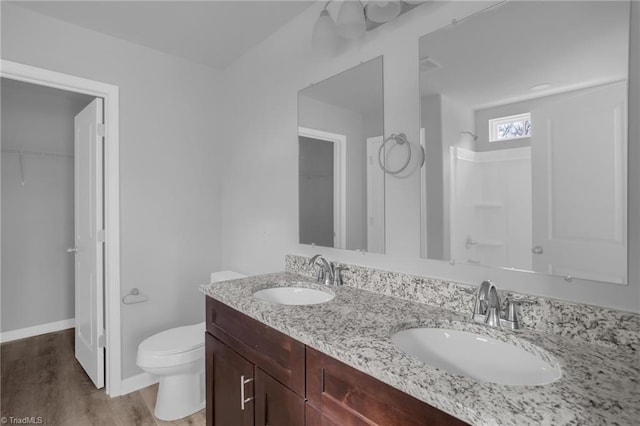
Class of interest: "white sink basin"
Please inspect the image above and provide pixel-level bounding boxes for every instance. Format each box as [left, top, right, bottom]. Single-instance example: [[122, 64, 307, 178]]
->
[[253, 287, 334, 305], [391, 328, 561, 386]]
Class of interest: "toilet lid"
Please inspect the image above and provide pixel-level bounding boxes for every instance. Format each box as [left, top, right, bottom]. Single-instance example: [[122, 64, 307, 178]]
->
[[139, 322, 204, 356]]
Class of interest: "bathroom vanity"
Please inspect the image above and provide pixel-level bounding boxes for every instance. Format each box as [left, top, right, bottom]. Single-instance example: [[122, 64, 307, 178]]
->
[[202, 267, 640, 425], [205, 296, 464, 425]]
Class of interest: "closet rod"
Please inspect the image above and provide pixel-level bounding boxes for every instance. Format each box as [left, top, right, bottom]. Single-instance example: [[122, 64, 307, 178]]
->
[[1, 148, 73, 158]]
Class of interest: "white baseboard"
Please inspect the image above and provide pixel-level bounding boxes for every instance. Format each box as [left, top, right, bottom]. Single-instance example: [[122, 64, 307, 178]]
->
[[0, 318, 75, 343], [120, 372, 159, 396]]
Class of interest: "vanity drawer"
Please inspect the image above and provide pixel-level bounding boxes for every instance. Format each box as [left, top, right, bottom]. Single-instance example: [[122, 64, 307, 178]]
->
[[206, 297, 305, 396], [306, 347, 468, 426]]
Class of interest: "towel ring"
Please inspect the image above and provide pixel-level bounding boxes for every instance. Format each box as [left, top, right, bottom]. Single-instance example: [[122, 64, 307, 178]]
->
[[378, 133, 412, 175]]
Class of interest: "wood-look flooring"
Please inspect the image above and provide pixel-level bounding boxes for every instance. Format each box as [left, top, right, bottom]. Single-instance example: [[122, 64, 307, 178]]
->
[[1, 329, 205, 426]]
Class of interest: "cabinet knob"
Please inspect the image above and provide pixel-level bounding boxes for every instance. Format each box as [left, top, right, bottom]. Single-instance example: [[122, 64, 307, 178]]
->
[[532, 246, 544, 255]]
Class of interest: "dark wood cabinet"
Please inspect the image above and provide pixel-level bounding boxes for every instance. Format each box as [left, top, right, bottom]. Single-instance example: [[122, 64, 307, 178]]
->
[[306, 347, 468, 426], [206, 296, 468, 426], [207, 333, 254, 426], [206, 295, 305, 396], [206, 334, 305, 426], [255, 367, 305, 426], [206, 297, 305, 426]]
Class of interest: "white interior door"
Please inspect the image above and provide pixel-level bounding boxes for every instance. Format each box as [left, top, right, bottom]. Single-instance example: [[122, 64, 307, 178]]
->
[[367, 136, 385, 253], [73, 98, 105, 388], [531, 82, 627, 283]]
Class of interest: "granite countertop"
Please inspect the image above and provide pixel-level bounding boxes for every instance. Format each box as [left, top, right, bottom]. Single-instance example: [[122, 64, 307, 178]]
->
[[201, 272, 640, 426]]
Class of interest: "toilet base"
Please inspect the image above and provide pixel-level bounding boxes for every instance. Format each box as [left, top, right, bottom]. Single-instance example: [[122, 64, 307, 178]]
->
[[153, 371, 205, 421]]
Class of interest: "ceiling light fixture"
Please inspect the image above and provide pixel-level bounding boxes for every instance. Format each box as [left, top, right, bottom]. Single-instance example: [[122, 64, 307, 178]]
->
[[336, 0, 367, 39], [366, 1, 402, 24], [312, 5, 341, 52], [312, 1, 424, 51]]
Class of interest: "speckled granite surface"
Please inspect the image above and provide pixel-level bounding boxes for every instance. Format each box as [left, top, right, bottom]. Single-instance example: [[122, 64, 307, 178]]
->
[[286, 255, 640, 352], [201, 272, 640, 426]]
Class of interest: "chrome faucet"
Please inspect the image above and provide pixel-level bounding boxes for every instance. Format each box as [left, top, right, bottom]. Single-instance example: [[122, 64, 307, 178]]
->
[[472, 280, 499, 325], [308, 255, 347, 286], [485, 285, 502, 327], [309, 254, 333, 285], [472, 280, 535, 329]]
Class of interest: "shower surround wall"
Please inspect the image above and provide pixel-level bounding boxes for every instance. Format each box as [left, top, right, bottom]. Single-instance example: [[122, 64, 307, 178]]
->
[[1, 79, 92, 334], [449, 146, 532, 270]]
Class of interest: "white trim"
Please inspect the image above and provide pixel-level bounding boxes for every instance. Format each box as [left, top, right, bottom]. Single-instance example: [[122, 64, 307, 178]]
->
[[366, 136, 385, 253], [419, 127, 428, 258], [120, 372, 159, 396], [474, 78, 627, 111], [1, 60, 122, 397], [298, 126, 347, 249], [454, 146, 531, 163], [0, 319, 75, 343]]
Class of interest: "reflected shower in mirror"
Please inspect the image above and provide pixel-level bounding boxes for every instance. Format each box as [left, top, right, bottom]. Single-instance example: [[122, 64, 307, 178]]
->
[[298, 56, 384, 253], [420, 1, 631, 284]]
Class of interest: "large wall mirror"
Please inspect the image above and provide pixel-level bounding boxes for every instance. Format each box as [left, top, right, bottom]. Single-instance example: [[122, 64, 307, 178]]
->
[[420, 1, 631, 284], [298, 57, 385, 253]]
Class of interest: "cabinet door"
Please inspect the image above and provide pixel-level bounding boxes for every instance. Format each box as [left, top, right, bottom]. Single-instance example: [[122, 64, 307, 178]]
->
[[254, 367, 304, 426], [207, 297, 306, 396], [207, 334, 255, 426], [306, 403, 364, 426], [306, 347, 468, 426]]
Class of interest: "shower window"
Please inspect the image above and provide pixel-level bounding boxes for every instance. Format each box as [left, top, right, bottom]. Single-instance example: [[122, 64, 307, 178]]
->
[[489, 112, 532, 142]]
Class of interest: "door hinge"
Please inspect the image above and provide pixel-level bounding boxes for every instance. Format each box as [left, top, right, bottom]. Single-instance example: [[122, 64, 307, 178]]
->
[[97, 229, 106, 243], [98, 333, 106, 349], [97, 123, 106, 138]]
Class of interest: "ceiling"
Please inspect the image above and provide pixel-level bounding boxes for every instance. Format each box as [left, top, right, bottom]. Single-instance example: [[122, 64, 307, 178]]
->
[[12, 1, 314, 70], [419, 1, 630, 109]]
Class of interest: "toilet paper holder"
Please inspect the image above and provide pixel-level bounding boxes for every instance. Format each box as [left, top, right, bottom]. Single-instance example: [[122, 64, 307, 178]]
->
[[122, 288, 148, 305]]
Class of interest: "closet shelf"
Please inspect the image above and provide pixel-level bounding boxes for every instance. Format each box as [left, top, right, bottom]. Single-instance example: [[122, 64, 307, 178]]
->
[[2, 148, 73, 158], [475, 240, 504, 247], [2, 148, 73, 186]]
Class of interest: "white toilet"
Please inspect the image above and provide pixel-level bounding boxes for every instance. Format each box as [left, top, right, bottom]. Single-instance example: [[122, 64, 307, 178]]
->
[[136, 271, 246, 421], [136, 322, 206, 421]]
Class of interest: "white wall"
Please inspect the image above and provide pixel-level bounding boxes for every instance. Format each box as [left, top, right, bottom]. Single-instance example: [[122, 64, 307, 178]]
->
[[363, 108, 384, 140], [1, 3, 224, 378], [218, 1, 639, 312], [1, 80, 93, 332], [218, 1, 479, 274], [422, 94, 444, 259]]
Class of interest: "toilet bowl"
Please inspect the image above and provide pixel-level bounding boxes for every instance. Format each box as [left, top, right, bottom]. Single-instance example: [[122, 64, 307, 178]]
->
[[136, 271, 246, 420], [136, 322, 206, 421]]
